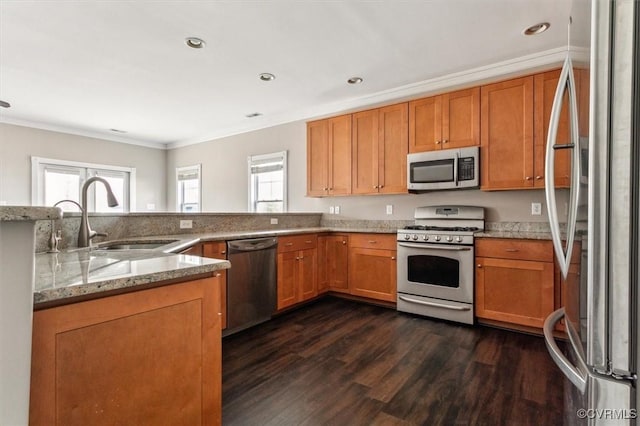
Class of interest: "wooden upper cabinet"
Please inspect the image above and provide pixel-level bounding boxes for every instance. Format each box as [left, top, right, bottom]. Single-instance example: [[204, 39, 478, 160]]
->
[[481, 76, 535, 190], [409, 87, 479, 153], [307, 115, 352, 197], [534, 69, 571, 188], [352, 103, 408, 195]]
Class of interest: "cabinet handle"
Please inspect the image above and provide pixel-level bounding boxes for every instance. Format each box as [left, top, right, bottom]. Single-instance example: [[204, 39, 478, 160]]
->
[[525, 176, 533, 181], [323, 187, 328, 191], [391, 256, 396, 260], [329, 187, 333, 190], [435, 140, 441, 145], [373, 185, 378, 189], [296, 256, 300, 260], [284, 243, 293, 246], [505, 248, 519, 252], [477, 264, 482, 268], [299, 256, 304, 260], [379, 185, 384, 189], [221, 250, 226, 254], [305, 240, 312, 244], [215, 273, 222, 277], [536, 175, 543, 180], [342, 241, 346, 245], [443, 139, 448, 144], [368, 240, 377, 244]]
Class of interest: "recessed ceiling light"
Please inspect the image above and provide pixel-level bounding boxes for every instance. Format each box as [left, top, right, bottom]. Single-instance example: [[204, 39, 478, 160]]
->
[[347, 77, 363, 85], [245, 112, 262, 118], [185, 37, 206, 49], [523, 22, 550, 36], [109, 128, 127, 133], [0, 100, 10, 108], [259, 73, 276, 82]]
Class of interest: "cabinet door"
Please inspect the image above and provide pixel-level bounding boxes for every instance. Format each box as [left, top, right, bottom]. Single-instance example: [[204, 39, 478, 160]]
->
[[30, 277, 222, 425], [307, 120, 329, 196], [328, 115, 352, 195], [351, 109, 379, 194], [442, 87, 480, 149], [277, 251, 299, 309], [348, 248, 397, 302], [298, 248, 317, 301], [203, 242, 228, 329], [317, 236, 330, 293], [328, 235, 349, 292], [378, 103, 408, 194], [534, 70, 571, 188], [409, 96, 442, 153], [481, 76, 534, 190], [475, 257, 554, 328]]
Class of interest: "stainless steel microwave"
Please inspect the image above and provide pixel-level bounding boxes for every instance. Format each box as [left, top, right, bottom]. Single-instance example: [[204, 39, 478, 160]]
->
[[407, 146, 479, 191]]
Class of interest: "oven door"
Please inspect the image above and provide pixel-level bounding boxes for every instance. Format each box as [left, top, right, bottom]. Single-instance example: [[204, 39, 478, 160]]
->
[[397, 241, 474, 304]]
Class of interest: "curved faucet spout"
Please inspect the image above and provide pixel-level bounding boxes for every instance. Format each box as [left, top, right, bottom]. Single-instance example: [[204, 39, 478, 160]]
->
[[78, 177, 119, 248]]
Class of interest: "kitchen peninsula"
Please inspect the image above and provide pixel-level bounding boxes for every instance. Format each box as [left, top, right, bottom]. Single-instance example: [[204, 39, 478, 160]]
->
[[29, 245, 229, 425]]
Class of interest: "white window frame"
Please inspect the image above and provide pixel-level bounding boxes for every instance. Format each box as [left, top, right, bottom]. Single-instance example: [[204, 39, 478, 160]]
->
[[31, 156, 136, 212], [176, 164, 202, 213], [247, 151, 287, 213]]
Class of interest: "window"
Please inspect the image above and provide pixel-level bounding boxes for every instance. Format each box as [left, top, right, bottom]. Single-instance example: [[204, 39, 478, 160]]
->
[[32, 157, 135, 212], [248, 151, 287, 213], [176, 165, 201, 213]]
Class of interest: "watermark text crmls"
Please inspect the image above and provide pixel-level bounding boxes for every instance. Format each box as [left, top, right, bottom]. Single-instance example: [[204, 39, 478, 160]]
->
[[576, 408, 637, 420]]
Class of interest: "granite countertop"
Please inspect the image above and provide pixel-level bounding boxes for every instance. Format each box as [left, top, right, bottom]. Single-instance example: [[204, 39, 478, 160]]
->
[[474, 230, 553, 240], [0, 206, 62, 221], [34, 249, 230, 307]]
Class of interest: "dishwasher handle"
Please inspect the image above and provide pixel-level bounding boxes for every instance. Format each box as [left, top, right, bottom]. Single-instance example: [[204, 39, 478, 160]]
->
[[227, 237, 278, 253]]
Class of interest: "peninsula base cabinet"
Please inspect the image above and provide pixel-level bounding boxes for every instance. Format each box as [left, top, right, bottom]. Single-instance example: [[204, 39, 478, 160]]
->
[[348, 234, 397, 302], [29, 275, 223, 426], [203, 241, 228, 329], [277, 235, 318, 310], [475, 238, 555, 330]]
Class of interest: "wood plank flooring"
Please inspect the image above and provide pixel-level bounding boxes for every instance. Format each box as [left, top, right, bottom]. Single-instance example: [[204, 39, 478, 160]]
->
[[222, 297, 563, 425]]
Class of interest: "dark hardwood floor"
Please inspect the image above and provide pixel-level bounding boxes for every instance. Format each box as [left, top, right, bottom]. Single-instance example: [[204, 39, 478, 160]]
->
[[222, 297, 563, 426]]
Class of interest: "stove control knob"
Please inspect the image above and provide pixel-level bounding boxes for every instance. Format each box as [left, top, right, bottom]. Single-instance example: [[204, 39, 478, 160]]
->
[[446, 236, 453, 242], [455, 236, 463, 243], [412, 234, 419, 241], [404, 234, 411, 240], [422, 235, 429, 241], [434, 235, 441, 242]]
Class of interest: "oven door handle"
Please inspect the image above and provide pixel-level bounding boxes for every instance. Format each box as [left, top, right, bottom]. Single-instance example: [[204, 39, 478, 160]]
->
[[397, 242, 472, 251], [398, 295, 471, 311]]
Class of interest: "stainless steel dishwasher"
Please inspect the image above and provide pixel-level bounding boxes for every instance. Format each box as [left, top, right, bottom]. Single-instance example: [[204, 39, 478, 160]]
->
[[224, 237, 278, 337]]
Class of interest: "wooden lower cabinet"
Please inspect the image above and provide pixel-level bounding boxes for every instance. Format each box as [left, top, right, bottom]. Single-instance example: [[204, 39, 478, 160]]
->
[[277, 235, 318, 310], [475, 238, 555, 329], [30, 276, 223, 426], [203, 241, 228, 329], [348, 234, 397, 302], [318, 234, 349, 294]]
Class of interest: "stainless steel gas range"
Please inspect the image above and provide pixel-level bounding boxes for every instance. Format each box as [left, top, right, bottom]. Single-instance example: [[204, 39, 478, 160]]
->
[[396, 205, 484, 325]]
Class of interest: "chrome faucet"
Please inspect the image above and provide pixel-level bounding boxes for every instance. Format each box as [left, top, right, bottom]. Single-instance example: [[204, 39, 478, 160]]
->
[[78, 177, 119, 248], [49, 199, 83, 252]]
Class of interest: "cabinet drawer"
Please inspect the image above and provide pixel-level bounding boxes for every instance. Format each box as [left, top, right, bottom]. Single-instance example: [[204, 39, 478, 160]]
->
[[475, 238, 552, 262], [278, 234, 318, 253], [348, 233, 396, 251], [202, 241, 227, 259]]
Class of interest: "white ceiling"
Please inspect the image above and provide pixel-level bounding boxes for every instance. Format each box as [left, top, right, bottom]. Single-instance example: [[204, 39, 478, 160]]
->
[[0, 0, 579, 149]]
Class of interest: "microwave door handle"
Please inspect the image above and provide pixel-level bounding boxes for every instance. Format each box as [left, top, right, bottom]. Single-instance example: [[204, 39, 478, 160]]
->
[[454, 151, 459, 186]]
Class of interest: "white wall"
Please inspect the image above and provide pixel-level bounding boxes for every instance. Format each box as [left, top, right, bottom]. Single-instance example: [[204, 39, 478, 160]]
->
[[0, 123, 166, 211], [167, 119, 560, 223]]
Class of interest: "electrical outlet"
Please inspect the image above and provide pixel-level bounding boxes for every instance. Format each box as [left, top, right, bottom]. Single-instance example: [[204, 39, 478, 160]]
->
[[270, 218, 278, 225], [531, 202, 542, 216], [146, 203, 156, 211], [386, 205, 393, 215], [329, 206, 335, 214], [180, 219, 193, 229], [334, 206, 340, 215]]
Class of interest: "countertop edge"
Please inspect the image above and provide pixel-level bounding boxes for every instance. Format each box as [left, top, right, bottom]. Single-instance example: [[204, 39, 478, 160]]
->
[[1, 206, 62, 222]]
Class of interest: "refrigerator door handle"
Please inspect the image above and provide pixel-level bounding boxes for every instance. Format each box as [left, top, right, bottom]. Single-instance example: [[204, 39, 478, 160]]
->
[[544, 55, 580, 279], [543, 308, 588, 393]]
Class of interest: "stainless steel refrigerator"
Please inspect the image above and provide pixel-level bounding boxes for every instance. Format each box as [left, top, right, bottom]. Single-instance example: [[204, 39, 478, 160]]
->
[[543, 0, 639, 425]]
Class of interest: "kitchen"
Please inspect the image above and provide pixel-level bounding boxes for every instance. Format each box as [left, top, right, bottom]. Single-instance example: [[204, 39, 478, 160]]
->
[[1, 1, 638, 425]]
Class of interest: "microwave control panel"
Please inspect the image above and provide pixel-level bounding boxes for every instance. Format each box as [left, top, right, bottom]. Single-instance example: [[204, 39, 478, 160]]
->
[[458, 157, 475, 181]]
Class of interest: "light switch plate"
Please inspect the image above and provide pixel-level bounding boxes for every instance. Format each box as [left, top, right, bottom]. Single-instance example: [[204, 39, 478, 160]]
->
[[180, 219, 193, 229], [386, 205, 393, 215], [334, 206, 340, 215], [531, 202, 542, 216], [270, 218, 278, 225]]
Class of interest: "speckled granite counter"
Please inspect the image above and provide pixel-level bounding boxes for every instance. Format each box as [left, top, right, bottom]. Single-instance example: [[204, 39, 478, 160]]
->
[[34, 249, 230, 308], [474, 221, 554, 240], [0, 206, 61, 221]]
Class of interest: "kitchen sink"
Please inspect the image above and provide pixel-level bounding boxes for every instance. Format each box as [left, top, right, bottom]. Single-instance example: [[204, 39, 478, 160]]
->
[[94, 239, 181, 252]]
